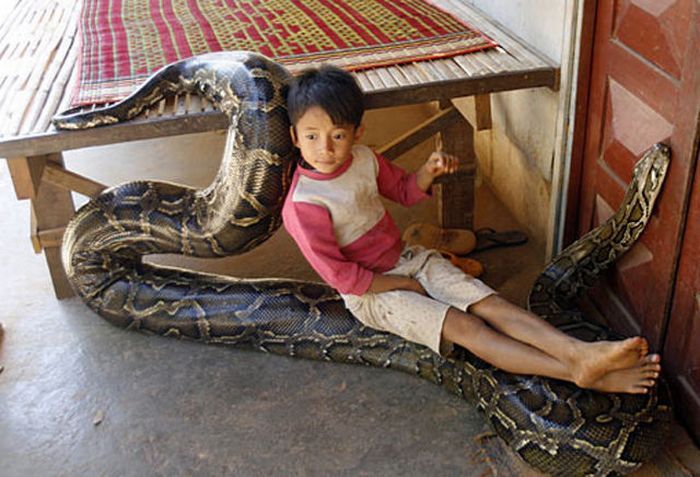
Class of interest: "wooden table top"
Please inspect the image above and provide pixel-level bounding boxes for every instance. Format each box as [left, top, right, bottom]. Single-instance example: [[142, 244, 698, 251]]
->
[[0, 0, 558, 158]]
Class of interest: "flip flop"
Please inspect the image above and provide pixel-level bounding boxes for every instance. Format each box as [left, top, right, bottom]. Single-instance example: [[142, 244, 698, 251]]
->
[[474, 227, 528, 252], [439, 250, 484, 277], [402, 223, 476, 255]]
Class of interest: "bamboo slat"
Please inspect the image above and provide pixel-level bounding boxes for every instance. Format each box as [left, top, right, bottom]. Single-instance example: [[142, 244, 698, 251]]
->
[[36, 37, 78, 133], [364, 69, 387, 90], [55, 59, 80, 116], [353, 72, 373, 92], [0, 0, 76, 137], [386, 66, 413, 87], [23, 1, 80, 134]]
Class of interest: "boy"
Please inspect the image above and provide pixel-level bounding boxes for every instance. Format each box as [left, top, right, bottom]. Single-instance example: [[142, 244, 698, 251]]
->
[[282, 65, 660, 394]]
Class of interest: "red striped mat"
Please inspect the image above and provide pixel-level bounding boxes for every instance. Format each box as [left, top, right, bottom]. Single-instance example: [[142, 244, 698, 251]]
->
[[73, 0, 496, 106]]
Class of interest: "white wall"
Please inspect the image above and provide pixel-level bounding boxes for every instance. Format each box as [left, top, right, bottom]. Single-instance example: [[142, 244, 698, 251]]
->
[[467, 0, 567, 64], [454, 0, 578, 255]]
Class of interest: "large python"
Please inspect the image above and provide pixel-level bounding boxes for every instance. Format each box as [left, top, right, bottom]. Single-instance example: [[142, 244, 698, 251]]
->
[[54, 52, 672, 476]]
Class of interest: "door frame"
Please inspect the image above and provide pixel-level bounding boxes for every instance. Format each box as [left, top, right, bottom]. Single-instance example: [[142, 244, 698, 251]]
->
[[561, 0, 597, 250]]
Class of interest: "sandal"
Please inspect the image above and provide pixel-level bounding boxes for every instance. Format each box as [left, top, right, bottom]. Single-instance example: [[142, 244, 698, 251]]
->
[[474, 227, 528, 252], [402, 223, 476, 255], [439, 250, 484, 277]]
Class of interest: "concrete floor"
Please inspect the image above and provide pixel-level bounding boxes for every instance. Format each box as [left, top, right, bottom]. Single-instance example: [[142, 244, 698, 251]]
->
[[1, 109, 698, 476]]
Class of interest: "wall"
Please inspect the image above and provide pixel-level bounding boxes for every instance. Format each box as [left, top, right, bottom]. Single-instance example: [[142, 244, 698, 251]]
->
[[453, 0, 578, 255]]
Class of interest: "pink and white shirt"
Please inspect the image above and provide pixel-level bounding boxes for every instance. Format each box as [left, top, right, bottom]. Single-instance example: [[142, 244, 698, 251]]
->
[[282, 144, 429, 295]]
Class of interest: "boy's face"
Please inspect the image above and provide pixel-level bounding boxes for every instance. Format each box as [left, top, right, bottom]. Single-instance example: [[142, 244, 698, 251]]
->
[[291, 106, 364, 174]]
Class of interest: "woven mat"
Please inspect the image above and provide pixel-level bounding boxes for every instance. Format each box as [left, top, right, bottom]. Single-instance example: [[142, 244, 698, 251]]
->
[[72, 0, 496, 106]]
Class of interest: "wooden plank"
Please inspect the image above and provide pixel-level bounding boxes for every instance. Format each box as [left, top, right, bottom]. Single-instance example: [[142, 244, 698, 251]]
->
[[363, 68, 557, 109], [27, 152, 75, 298], [37, 226, 66, 249], [435, 115, 476, 229], [44, 246, 74, 299], [474, 94, 492, 130], [30, 206, 41, 253], [0, 111, 231, 157], [377, 107, 462, 160], [41, 162, 107, 198], [5, 156, 35, 199], [30, 215, 67, 252]]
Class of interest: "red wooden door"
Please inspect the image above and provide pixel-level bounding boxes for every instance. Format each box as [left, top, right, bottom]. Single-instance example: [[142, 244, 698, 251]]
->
[[573, 1, 700, 439], [664, 151, 700, 439]]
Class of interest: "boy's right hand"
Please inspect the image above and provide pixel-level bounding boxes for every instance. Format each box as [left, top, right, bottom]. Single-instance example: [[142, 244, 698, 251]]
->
[[402, 277, 428, 296], [368, 274, 427, 296]]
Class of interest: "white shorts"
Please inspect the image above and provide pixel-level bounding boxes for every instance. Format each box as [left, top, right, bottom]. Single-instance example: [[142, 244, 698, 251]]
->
[[341, 245, 496, 354]]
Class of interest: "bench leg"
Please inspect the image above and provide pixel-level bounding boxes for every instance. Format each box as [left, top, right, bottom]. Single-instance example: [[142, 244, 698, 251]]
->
[[24, 154, 76, 299], [436, 114, 475, 230]]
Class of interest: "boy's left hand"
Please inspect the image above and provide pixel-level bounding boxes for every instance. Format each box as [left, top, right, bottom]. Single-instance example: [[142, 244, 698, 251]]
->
[[424, 151, 459, 178]]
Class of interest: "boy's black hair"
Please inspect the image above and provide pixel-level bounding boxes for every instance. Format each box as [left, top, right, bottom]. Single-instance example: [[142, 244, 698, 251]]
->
[[287, 65, 364, 128]]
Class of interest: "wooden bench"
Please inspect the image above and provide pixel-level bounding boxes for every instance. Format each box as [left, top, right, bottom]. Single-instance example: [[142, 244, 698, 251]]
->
[[0, 0, 559, 298]]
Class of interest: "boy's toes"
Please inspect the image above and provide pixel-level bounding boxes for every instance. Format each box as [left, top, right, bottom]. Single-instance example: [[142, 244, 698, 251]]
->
[[636, 337, 650, 358], [622, 336, 649, 361], [644, 362, 661, 372], [623, 336, 643, 349], [631, 336, 647, 348]]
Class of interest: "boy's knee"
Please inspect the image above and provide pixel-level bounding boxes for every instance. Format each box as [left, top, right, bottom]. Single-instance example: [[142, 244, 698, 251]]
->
[[442, 307, 486, 344], [469, 293, 503, 311]]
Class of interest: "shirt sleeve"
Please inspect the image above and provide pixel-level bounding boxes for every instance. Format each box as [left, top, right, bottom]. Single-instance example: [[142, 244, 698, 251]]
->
[[375, 151, 430, 206], [282, 200, 374, 295]]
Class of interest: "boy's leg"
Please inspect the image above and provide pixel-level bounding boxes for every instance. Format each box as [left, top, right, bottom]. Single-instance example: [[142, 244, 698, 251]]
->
[[468, 295, 655, 387], [442, 307, 659, 393], [442, 307, 571, 379]]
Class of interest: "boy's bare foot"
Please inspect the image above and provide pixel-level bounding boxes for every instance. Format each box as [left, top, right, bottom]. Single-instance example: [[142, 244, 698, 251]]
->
[[570, 336, 649, 388], [588, 354, 661, 394]]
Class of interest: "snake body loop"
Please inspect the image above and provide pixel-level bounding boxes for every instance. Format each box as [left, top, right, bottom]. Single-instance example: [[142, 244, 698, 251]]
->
[[55, 53, 672, 476]]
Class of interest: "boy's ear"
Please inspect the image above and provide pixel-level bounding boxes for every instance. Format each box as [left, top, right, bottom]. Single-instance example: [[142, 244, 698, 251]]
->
[[354, 123, 365, 141], [290, 126, 299, 147]]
